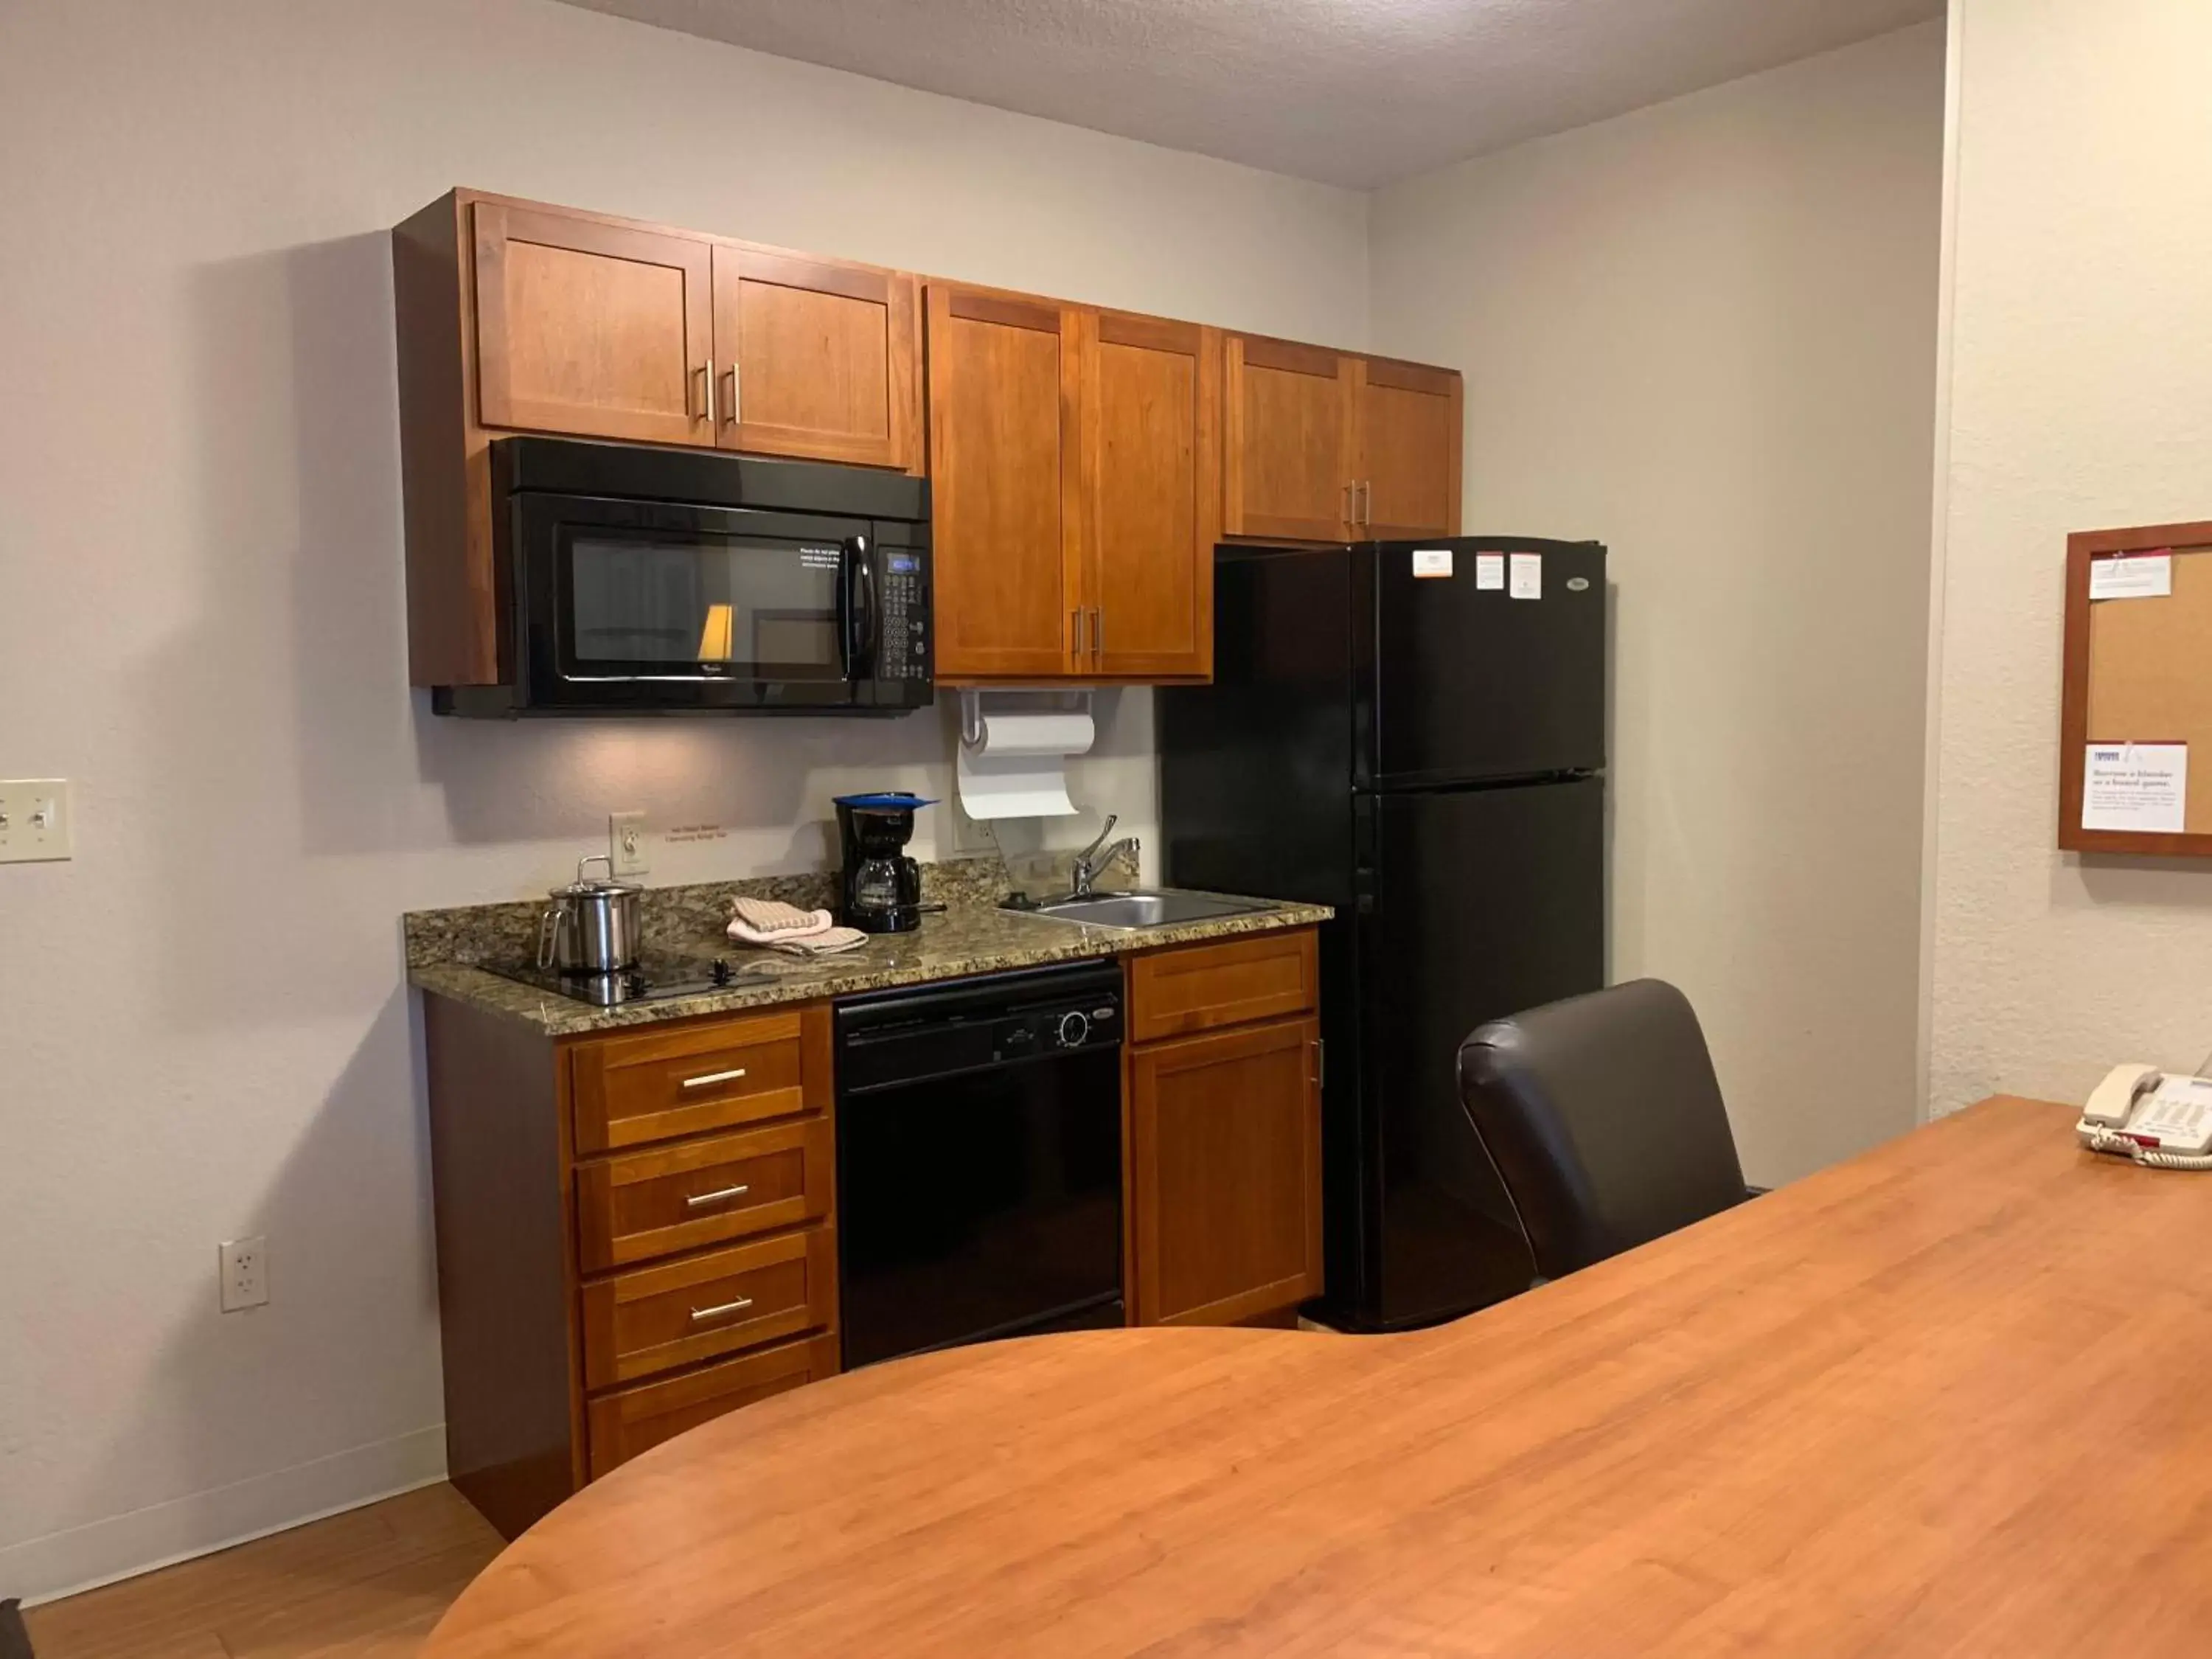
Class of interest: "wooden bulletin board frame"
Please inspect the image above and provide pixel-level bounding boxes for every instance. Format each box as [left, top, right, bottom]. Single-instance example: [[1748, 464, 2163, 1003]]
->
[[2059, 518, 2212, 855]]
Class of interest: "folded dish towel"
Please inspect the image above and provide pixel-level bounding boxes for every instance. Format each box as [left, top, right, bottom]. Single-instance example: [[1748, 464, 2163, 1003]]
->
[[761, 925, 868, 957], [726, 897, 869, 956], [729, 896, 833, 937]]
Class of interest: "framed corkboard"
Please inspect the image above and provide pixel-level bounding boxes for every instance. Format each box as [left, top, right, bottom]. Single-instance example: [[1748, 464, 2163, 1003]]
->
[[2059, 519, 2212, 855]]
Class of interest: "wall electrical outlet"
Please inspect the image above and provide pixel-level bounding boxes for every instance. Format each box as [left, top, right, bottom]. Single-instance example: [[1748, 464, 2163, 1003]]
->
[[609, 810, 649, 878], [220, 1236, 268, 1312], [0, 779, 72, 863]]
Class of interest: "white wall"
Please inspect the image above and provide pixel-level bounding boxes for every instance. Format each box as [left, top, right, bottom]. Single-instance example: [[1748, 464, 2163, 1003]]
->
[[1369, 25, 1946, 1185], [1929, 0, 2212, 1114], [0, 0, 1367, 1599]]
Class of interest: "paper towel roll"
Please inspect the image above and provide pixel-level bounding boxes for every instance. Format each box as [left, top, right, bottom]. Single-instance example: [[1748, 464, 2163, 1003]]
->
[[966, 710, 1095, 757], [957, 707, 1096, 820]]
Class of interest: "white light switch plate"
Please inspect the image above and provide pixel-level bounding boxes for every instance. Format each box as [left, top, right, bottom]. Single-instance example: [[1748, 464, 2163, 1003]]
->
[[0, 779, 72, 863]]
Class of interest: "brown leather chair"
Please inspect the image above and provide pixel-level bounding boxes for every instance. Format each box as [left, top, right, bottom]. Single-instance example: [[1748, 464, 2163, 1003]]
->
[[1456, 978, 1750, 1280]]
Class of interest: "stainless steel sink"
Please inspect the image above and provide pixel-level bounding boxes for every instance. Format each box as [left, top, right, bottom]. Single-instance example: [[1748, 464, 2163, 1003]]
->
[[1018, 888, 1269, 929]]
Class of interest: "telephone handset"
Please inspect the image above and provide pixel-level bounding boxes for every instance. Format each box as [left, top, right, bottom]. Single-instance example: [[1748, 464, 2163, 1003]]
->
[[2078, 1063, 2212, 1168]]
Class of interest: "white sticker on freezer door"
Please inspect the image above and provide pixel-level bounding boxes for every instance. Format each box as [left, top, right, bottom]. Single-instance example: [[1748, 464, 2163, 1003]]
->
[[1509, 552, 1543, 599], [1412, 548, 1454, 579], [1475, 554, 1505, 590], [2081, 742, 2187, 832]]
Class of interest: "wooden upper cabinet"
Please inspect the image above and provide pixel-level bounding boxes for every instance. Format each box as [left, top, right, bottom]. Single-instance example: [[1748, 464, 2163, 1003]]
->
[[1079, 311, 1220, 680], [712, 247, 921, 473], [925, 285, 1080, 681], [1357, 358, 1461, 540], [1223, 336, 1464, 545], [472, 201, 714, 447], [1223, 336, 1358, 543]]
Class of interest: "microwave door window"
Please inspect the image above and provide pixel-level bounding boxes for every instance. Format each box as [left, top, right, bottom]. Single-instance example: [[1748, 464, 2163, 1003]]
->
[[563, 532, 844, 680]]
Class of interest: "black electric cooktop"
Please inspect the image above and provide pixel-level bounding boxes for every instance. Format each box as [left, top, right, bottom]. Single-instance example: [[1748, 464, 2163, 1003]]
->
[[485, 949, 790, 1008]]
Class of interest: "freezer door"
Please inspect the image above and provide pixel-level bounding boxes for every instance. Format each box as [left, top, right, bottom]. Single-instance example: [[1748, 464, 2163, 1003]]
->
[[1359, 776, 1605, 1327], [1360, 538, 1607, 788]]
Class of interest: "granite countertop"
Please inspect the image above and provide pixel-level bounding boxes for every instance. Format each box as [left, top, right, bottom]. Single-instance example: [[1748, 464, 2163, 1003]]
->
[[406, 855, 1332, 1038]]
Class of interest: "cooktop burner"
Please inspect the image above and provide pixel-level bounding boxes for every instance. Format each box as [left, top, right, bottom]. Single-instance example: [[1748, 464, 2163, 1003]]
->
[[487, 950, 791, 1008]]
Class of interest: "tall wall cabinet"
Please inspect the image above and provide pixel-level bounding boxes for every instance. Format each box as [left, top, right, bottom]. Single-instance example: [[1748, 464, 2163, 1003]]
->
[[394, 188, 1464, 692]]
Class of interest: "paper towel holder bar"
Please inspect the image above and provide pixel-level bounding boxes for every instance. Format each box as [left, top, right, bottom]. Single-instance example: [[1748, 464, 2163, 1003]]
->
[[959, 687, 1094, 749]]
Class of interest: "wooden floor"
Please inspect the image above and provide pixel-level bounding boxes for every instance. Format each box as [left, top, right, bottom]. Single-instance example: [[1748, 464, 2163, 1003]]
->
[[23, 1486, 501, 1659]]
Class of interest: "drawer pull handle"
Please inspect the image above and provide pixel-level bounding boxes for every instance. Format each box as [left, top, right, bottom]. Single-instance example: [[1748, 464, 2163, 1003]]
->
[[684, 1183, 752, 1209], [689, 1295, 755, 1324], [681, 1067, 748, 1090]]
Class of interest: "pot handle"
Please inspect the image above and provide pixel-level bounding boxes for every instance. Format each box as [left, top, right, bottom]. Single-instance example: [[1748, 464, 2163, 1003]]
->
[[536, 902, 568, 970]]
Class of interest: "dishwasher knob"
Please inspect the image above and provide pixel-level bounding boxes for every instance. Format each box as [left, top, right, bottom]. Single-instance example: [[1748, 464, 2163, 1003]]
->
[[1057, 1011, 1091, 1048]]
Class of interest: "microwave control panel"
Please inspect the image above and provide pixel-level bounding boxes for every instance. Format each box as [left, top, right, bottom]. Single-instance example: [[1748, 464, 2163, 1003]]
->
[[880, 549, 931, 682]]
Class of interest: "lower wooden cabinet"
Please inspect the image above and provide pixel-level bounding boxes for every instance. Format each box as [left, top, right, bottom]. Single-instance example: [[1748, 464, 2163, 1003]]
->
[[421, 994, 841, 1540], [1124, 931, 1324, 1326], [586, 1332, 841, 1480]]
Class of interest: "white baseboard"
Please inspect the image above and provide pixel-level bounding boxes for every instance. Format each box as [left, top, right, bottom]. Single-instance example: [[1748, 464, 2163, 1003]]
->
[[4, 1424, 448, 1608]]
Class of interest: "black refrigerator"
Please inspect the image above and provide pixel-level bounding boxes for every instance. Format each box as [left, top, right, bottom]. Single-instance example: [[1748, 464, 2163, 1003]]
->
[[1159, 536, 1607, 1332]]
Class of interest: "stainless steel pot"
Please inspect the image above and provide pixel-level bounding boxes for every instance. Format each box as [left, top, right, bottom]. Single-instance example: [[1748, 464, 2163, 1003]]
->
[[537, 855, 644, 975]]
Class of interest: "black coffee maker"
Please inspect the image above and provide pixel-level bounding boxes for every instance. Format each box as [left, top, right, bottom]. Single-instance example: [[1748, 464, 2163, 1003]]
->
[[832, 793, 934, 933]]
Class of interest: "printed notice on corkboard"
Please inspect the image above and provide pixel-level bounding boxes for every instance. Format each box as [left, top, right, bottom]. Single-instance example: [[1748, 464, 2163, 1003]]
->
[[2082, 742, 2188, 832]]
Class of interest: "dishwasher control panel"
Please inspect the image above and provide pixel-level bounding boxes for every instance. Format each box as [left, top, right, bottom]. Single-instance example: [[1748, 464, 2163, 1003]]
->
[[833, 961, 1124, 1095]]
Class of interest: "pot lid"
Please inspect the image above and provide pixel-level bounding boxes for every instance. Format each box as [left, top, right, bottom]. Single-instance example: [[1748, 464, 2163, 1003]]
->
[[550, 854, 641, 900]]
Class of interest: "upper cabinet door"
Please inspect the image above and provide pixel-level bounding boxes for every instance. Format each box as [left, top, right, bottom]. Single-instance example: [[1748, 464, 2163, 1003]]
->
[[925, 285, 1079, 681], [1223, 336, 1357, 544], [1080, 312, 1220, 681], [712, 248, 922, 473], [1357, 358, 1462, 540], [472, 201, 713, 446]]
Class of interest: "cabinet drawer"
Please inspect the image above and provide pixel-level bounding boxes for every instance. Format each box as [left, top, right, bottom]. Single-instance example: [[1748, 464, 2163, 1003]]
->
[[581, 1225, 837, 1391], [586, 1332, 840, 1479], [569, 1006, 826, 1155], [576, 1116, 833, 1273], [1127, 928, 1318, 1044]]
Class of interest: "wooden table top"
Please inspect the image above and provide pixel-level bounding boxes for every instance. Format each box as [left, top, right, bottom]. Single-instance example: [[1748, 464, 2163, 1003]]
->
[[425, 1098, 2212, 1657]]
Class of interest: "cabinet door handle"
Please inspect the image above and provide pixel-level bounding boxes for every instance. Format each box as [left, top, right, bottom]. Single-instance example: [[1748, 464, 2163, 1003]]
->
[[1357, 481, 1371, 529], [725, 361, 740, 427], [681, 1066, 748, 1090], [1089, 608, 1103, 662], [703, 358, 717, 427], [1070, 608, 1082, 658], [684, 1183, 752, 1209], [689, 1295, 756, 1324], [1343, 481, 1354, 527], [1311, 1037, 1326, 1087]]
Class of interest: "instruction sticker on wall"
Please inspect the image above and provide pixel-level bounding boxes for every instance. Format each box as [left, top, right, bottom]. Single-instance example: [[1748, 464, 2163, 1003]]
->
[[1509, 552, 1543, 599], [1412, 548, 1454, 579], [2082, 742, 2187, 832], [2090, 551, 2173, 601], [1475, 553, 1505, 590]]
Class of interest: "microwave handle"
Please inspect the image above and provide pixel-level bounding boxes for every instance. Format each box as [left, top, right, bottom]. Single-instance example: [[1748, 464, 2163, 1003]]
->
[[842, 535, 877, 675]]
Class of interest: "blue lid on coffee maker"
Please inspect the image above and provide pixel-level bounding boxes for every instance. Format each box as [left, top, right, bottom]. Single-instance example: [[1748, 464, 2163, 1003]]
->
[[832, 793, 937, 811]]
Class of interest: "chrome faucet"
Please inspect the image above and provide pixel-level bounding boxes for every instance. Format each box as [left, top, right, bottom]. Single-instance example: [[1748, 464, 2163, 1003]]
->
[[1068, 814, 1141, 898]]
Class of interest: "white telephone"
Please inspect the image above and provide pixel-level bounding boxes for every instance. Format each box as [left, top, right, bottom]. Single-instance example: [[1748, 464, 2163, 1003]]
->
[[2078, 1063, 2212, 1168]]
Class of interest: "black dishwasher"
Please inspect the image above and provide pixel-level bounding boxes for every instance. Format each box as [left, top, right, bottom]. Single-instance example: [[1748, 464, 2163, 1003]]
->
[[835, 961, 1125, 1368]]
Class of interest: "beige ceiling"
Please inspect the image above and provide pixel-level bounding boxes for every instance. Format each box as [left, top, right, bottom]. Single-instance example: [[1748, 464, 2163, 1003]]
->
[[556, 0, 1944, 189]]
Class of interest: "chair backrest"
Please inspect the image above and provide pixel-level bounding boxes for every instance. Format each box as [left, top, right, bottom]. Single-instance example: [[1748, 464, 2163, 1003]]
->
[[1455, 978, 1747, 1279]]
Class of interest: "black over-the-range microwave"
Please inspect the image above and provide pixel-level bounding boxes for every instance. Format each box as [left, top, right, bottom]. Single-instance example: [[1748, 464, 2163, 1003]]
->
[[433, 437, 933, 717]]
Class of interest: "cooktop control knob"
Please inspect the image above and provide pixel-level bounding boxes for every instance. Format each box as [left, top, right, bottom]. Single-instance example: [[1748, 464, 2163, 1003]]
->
[[709, 958, 734, 987], [1057, 1010, 1091, 1048], [624, 970, 649, 998]]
